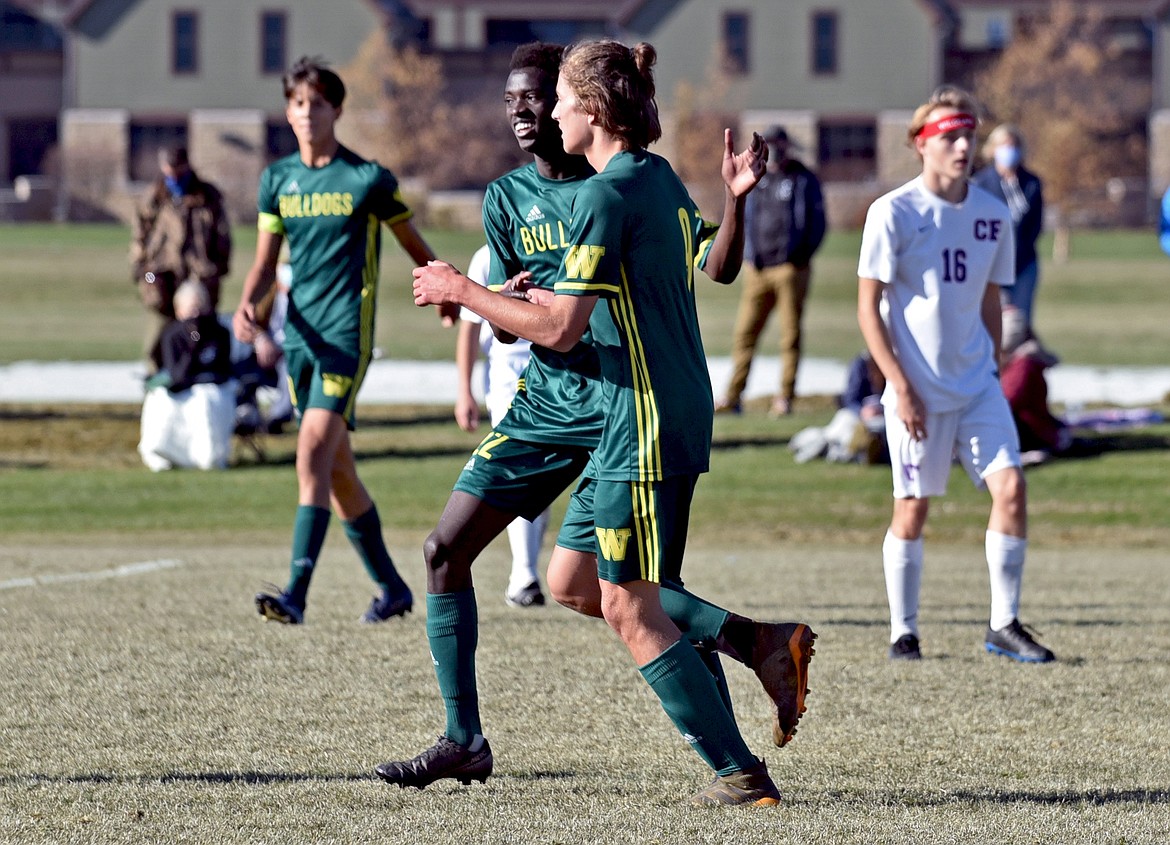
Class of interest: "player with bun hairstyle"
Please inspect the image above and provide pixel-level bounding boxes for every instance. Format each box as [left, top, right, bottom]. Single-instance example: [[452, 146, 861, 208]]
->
[[408, 39, 813, 807], [857, 85, 1056, 664]]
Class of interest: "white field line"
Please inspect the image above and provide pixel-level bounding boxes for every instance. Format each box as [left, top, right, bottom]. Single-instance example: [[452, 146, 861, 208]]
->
[[0, 558, 183, 591]]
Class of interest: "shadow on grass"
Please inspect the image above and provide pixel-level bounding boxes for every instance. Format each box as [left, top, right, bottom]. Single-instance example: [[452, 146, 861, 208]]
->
[[917, 787, 1170, 806], [1, 768, 577, 786]]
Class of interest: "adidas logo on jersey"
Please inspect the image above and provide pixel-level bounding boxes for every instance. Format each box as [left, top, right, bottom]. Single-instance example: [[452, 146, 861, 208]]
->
[[525, 205, 545, 223], [287, 180, 300, 194]]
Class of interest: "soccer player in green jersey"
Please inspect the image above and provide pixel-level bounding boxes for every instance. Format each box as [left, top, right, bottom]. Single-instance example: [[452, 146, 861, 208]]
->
[[403, 40, 815, 806], [233, 57, 449, 625]]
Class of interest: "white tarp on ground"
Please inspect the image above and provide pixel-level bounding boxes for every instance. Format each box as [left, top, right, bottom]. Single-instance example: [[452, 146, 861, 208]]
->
[[1, 357, 1169, 407]]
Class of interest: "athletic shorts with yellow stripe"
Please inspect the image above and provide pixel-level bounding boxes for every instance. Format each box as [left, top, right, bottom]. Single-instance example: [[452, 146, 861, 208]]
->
[[559, 474, 697, 585], [284, 345, 368, 430]]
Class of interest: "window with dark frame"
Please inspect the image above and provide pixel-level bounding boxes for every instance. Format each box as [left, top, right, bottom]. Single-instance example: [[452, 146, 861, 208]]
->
[[816, 120, 876, 182], [260, 11, 287, 75], [811, 11, 838, 76], [722, 11, 750, 75], [172, 10, 199, 74]]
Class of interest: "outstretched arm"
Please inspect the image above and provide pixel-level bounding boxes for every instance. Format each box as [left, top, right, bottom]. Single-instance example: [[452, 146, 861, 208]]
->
[[703, 129, 767, 284], [454, 318, 481, 432], [389, 219, 458, 327], [414, 262, 595, 353], [233, 229, 283, 344]]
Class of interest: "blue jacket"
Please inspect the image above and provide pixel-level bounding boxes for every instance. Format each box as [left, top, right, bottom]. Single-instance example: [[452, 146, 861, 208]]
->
[[971, 164, 1044, 275]]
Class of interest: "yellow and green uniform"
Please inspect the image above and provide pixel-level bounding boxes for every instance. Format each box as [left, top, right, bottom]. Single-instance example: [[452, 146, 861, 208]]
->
[[453, 163, 601, 519], [257, 146, 411, 425], [554, 149, 720, 583]]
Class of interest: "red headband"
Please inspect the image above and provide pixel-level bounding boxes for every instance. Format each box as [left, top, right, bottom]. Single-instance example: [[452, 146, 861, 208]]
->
[[917, 112, 976, 139]]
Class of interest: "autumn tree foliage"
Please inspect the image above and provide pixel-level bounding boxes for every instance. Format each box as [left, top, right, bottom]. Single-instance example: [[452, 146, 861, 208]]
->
[[339, 33, 523, 193], [977, 0, 1149, 238]]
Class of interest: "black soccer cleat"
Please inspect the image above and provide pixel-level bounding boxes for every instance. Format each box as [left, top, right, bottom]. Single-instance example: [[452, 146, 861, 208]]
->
[[375, 736, 493, 789], [985, 619, 1055, 663], [359, 586, 413, 623], [255, 587, 304, 625], [888, 633, 922, 660]]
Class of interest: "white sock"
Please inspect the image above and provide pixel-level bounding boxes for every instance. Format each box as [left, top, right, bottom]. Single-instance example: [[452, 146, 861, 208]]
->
[[506, 509, 549, 595], [986, 529, 1026, 631], [883, 529, 924, 642]]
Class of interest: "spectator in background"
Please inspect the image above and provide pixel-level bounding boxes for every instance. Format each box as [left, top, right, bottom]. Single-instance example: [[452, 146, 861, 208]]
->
[[130, 146, 232, 372], [454, 244, 549, 608], [999, 305, 1070, 465], [972, 125, 1044, 330], [716, 125, 826, 417], [138, 280, 237, 471]]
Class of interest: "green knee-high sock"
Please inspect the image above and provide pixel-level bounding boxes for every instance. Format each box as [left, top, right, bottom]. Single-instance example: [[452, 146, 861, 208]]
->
[[342, 506, 408, 593], [286, 505, 331, 608], [639, 639, 758, 777], [660, 580, 732, 649], [696, 646, 735, 720], [426, 591, 481, 747]]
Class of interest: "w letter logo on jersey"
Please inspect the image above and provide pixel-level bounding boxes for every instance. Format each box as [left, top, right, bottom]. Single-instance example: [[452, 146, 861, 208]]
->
[[321, 373, 354, 398], [563, 245, 606, 280], [595, 527, 633, 562]]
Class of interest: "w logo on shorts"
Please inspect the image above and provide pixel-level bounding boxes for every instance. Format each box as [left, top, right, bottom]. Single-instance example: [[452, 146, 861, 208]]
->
[[595, 527, 633, 562], [321, 373, 353, 398]]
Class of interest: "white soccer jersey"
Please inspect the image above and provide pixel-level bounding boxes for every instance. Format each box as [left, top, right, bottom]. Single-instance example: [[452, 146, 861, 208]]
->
[[460, 244, 532, 424], [858, 176, 1015, 412]]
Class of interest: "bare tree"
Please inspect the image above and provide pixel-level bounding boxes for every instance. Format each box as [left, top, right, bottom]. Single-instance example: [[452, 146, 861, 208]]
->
[[339, 33, 522, 197], [977, 0, 1149, 258]]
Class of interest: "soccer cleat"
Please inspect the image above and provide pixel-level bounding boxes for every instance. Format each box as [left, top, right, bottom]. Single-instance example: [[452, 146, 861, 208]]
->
[[375, 736, 493, 789], [689, 760, 781, 807], [714, 398, 742, 415], [359, 586, 414, 623], [985, 619, 1055, 663], [255, 587, 304, 625], [505, 581, 546, 608], [751, 622, 817, 747], [888, 633, 922, 660]]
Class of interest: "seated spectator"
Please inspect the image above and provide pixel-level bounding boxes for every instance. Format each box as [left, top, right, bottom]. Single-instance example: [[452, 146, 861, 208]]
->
[[788, 352, 888, 465], [138, 280, 238, 471], [1000, 305, 1071, 465], [233, 262, 293, 435]]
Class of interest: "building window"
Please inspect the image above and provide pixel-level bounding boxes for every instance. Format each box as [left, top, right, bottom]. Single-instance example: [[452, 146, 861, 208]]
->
[[172, 10, 199, 75], [484, 19, 606, 51], [722, 12, 750, 75], [260, 12, 287, 75], [817, 120, 875, 182], [129, 121, 187, 182], [811, 11, 838, 76]]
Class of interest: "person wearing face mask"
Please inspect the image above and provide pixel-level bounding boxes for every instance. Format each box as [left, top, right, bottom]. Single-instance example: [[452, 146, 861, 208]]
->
[[130, 145, 232, 372], [972, 124, 1044, 330]]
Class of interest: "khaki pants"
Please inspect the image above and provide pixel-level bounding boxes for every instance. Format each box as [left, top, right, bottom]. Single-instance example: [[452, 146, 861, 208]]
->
[[723, 262, 811, 404]]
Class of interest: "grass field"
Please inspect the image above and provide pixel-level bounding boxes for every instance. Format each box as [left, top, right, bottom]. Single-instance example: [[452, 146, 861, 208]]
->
[[1, 223, 1168, 366], [2, 223, 1169, 842]]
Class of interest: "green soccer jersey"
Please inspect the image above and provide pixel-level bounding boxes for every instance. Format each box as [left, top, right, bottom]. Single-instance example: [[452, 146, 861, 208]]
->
[[257, 146, 412, 356], [482, 162, 603, 448], [554, 150, 719, 482]]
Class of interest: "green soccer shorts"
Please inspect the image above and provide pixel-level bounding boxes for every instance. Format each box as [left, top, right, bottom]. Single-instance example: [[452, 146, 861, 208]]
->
[[284, 345, 367, 430], [453, 431, 591, 522], [564, 474, 698, 585]]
